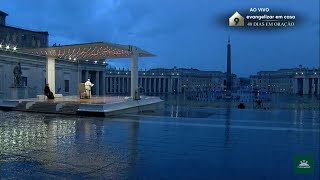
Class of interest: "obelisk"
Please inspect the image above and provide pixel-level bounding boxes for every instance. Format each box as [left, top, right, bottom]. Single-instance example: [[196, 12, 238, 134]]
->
[[226, 37, 232, 92]]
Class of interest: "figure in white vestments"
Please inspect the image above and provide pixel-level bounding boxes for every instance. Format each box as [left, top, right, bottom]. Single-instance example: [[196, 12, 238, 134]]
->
[[85, 79, 94, 99]]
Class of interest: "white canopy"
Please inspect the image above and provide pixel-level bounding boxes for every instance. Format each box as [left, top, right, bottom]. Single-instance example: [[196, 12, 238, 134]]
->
[[19, 42, 155, 60]]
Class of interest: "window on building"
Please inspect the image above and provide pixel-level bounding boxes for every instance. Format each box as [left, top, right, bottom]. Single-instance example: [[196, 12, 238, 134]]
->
[[65, 80, 69, 93], [22, 34, 27, 40], [31, 36, 36, 47], [22, 77, 28, 87], [37, 40, 41, 47]]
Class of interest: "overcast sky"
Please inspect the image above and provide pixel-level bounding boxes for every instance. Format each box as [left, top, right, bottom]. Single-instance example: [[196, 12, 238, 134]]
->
[[1, 0, 319, 77]]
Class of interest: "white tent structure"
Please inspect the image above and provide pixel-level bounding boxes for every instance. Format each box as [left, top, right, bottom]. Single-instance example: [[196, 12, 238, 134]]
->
[[19, 42, 155, 99]]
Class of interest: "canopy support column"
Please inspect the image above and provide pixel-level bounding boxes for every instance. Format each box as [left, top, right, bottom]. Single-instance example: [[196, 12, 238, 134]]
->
[[131, 47, 139, 100], [46, 56, 55, 94]]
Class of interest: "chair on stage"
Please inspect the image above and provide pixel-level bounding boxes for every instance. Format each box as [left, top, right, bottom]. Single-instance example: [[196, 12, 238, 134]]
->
[[79, 83, 87, 99]]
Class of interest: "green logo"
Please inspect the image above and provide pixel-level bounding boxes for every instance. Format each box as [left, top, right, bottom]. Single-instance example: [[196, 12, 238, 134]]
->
[[294, 155, 314, 174]]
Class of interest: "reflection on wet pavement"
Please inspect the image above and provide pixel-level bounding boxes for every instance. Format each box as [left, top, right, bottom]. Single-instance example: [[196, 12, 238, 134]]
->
[[0, 107, 319, 179]]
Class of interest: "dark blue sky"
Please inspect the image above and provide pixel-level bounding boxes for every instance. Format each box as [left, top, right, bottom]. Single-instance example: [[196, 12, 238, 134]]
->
[[1, 0, 319, 76]]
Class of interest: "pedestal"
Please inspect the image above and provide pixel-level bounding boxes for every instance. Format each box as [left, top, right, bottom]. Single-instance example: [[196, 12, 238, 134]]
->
[[10, 87, 28, 99]]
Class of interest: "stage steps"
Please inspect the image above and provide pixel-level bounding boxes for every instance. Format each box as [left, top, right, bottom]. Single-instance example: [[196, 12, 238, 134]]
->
[[13, 101, 30, 111], [2, 96, 163, 117], [58, 104, 80, 115], [25, 102, 59, 113], [13, 102, 79, 115]]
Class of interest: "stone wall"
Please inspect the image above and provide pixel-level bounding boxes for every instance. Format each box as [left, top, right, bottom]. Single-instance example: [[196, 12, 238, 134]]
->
[[0, 25, 48, 48]]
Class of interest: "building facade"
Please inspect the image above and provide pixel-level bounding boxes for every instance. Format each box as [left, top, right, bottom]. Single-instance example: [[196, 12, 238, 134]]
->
[[0, 10, 48, 49], [250, 66, 320, 95]]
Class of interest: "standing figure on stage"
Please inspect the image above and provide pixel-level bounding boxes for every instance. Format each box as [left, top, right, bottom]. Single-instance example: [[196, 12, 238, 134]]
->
[[85, 79, 94, 99]]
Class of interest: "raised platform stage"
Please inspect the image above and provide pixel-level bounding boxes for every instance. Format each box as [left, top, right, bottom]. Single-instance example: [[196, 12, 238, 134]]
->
[[0, 96, 164, 117]]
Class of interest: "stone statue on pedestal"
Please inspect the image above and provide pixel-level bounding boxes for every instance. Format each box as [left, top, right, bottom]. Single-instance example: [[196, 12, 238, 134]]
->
[[13, 63, 22, 87]]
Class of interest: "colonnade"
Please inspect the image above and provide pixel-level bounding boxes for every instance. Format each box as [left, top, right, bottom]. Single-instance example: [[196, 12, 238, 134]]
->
[[105, 76, 180, 94], [293, 77, 320, 95]]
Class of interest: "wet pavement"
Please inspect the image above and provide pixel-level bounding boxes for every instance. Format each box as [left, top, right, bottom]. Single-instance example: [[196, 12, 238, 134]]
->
[[0, 106, 319, 179]]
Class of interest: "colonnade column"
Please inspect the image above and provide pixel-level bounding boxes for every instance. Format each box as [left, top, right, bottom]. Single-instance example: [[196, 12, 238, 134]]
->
[[164, 78, 167, 93], [122, 77, 125, 93], [118, 77, 120, 93], [158, 78, 161, 93], [102, 71, 106, 95], [110, 77, 113, 93], [144, 78, 147, 92], [116, 77, 119, 93], [318, 77, 320, 95], [168, 78, 172, 93], [138, 78, 141, 88], [106, 76, 109, 94], [119, 77, 122, 93], [116, 77, 118, 93], [153, 79, 156, 93], [127, 77, 130, 94], [148, 78, 151, 93], [177, 78, 181, 93], [303, 78, 308, 94], [311, 78, 315, 94], [85, 70, 89, 81], [114, 77, 117, 93], [293, 78, 298, 94], [96, 71, 100, 96]]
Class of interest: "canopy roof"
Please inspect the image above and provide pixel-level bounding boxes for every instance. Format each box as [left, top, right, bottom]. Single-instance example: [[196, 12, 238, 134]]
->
[[19, 42, 155, 61]]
